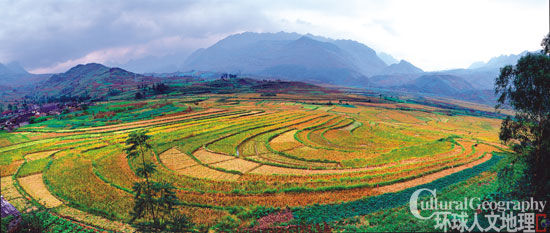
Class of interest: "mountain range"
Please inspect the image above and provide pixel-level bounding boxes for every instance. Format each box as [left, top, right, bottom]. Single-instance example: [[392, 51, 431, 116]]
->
[[14, 63, 333, 101], [182, 32, 392, 86], [180, 32, 532, 101], [0, 31, 531, 104]]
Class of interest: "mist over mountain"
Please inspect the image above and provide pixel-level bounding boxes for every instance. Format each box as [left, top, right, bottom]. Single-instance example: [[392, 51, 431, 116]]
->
[[1, 62, 28, 75], [377, 52, 399, 65], [377, 50, 533, 91], [425, 51, 530, 90], [7, 62, 331, 102], [182, 32, 391, 86], [427, 51, 530, 90], [378, 60, 423, 75], [174, 32, 528, 103], [0, 62, 49, 87], [2, 31, 533, 105], [398, 74, 474, 96], [368, 73, 423, 88], [114, 53, 188, 73], [329, 39, 388, 76], [106, 31, 526, 96], [468, 51, 529, 69], [430, 68, 498, 90], [367, 60, 424, 87]]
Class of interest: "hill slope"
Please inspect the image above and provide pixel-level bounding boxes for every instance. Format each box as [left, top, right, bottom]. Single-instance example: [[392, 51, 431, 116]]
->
[[436, 51, 532, 90], [378, 60, 423, 75], [182, 32, 389, 86], [398, 74, 474, 96], [0, 62, 49, 87], [367, 60, 424, 87], [377, 52, 399, 65], [27, 63, 334, 100], [36, 63, 147, 98]]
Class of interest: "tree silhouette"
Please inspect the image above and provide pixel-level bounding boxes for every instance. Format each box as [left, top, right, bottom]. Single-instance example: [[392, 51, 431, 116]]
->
[[125, 130, 192, 232], [495, 34, 550, 199]]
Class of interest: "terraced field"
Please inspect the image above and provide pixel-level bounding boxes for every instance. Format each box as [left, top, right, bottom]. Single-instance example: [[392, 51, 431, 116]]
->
[[0, 94, 507, 231]]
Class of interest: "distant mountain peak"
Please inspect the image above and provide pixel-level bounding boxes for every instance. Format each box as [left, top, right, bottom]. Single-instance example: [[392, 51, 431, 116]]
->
[[468, 50, 530, 70], [5, 62, 29, 74], [303, 33, 333, 43], [288, 35, 339, 51], [71, 63, 108, 70], [377, 59, 423, 75], [0, 61, 29, 75], [0, 61, 41, 87], [182, 31, 386, 85], [400, 74, 474, 96], [63, 63, 109, 76], [295, 35, 316, 42], [377, 52, 399, 65], [468, 61, 486, 69]]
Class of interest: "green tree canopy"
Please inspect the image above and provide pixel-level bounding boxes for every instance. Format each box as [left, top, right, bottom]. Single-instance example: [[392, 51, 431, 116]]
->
[[495, 34, 550, 199], [124, 130, 191, 232]]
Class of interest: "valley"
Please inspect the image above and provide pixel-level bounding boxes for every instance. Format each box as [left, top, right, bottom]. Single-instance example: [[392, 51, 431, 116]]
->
[[1, 0, 546, 231]]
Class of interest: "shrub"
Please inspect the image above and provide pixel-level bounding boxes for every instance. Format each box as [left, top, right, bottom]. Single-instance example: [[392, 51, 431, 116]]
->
[[213, 215, 241, 232]]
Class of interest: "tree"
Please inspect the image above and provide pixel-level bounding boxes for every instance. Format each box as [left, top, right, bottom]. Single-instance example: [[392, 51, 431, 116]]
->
[[542, 32, 550, 55], [152, 83, 170, 94], [495, 34, 550, 199], [125, 130, 191, 232], [108, 88, 122, 96]]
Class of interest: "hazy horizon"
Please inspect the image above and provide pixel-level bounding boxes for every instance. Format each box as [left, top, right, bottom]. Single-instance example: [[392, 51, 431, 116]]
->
[[0, 0, 548, 74]]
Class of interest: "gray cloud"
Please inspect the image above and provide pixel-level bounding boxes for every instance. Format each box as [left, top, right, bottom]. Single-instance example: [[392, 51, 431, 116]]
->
[[0, 0, 278, 71], [0, 0, 546, 72]]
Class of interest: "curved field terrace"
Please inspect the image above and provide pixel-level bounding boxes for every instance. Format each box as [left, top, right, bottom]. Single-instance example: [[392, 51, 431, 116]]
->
[[0, 94, 507, 231]]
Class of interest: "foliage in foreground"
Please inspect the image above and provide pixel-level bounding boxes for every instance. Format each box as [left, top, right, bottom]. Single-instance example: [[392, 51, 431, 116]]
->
[[495, 33, 550, 200], [125, 130, 194, 232], [1, 209, 96, 233], [329, 152, 525, 232], [291, 153, 503, 224]]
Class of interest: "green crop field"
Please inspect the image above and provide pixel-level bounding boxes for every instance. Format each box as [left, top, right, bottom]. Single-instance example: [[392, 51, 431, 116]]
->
[[0, 93, 510, 232]]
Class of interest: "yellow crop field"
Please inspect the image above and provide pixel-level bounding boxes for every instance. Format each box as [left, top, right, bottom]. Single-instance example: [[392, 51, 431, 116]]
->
[[0, 93, 508, 231]]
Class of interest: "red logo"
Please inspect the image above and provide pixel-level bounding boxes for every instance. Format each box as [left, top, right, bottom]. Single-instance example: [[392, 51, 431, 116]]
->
[[536, 214, 548, 232]]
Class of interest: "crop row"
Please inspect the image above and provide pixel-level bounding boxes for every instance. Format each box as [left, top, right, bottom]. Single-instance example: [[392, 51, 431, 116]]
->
[[291, 153, 503, 223]]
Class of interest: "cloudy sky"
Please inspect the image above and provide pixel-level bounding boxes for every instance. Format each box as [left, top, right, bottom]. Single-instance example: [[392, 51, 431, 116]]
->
[[0, 0, 547, 73]]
